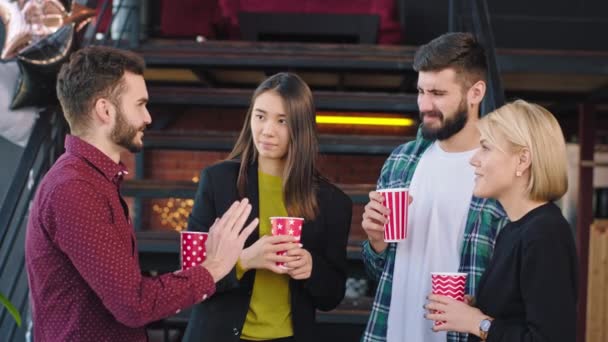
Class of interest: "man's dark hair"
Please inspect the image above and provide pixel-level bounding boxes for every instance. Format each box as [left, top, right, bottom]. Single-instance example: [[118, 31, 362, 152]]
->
[[56, 46, 145, 134], [413, 32, 487, 88]]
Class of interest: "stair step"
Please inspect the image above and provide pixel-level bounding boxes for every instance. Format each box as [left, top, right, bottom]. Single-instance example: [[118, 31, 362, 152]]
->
[[142, 131, 406, 155], [148, 86, 418, 113], [122, 179, 198, 199], [139, 40, 608, 75], [137, 39, 417, 71], [122, 179, 374, 204], [147, 295, 371, 329], [136, 231, 366, 261]]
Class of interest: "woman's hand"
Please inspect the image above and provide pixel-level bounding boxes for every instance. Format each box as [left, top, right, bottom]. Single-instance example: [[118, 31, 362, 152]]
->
[[239, 235, 300, 274], [424, 294, 489, 336], [285, 247, 313, 280]]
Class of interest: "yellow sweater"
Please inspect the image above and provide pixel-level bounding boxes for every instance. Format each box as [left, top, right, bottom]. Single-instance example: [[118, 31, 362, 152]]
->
[[236, 171, 293, 340]]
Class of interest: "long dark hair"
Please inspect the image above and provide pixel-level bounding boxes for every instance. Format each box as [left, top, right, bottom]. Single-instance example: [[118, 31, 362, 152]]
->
[[228, 72, 320, 220]]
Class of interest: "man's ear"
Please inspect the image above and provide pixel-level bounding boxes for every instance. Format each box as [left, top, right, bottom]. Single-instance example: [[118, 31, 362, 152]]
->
[[467, 80, 486, 107], [93, 98, 113, 125]]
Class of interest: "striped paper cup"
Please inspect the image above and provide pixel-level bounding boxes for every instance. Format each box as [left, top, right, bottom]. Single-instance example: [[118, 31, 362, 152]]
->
[[377, 188, 409, 242]]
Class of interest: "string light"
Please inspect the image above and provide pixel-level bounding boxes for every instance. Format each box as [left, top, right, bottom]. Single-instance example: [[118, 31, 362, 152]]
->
[[152, 176, 198, 231], [152, 198, 195, 231]]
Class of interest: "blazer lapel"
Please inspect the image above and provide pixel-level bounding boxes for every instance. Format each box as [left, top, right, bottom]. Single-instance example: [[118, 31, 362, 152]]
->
[[245, 162, 260, 247]]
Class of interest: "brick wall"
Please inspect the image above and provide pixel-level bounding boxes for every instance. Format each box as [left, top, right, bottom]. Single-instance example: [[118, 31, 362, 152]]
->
[[123, 108, 413, 242]]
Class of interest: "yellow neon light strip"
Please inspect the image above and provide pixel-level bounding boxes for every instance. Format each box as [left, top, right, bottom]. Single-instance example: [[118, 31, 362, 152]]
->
[[316, 115, 415, 127]]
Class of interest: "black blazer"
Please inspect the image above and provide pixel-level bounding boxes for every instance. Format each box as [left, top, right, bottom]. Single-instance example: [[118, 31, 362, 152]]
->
[[182, 160, 352, 342]]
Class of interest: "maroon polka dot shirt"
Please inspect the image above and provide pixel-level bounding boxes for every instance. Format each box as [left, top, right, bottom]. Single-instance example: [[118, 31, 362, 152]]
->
[[26, 135, 215, 341]]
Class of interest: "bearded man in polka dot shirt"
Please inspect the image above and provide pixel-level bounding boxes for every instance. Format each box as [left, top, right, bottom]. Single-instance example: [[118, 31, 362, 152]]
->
[[25, 46, 259, 342]]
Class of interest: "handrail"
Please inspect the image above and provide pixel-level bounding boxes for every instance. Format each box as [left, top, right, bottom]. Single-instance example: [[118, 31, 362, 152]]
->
[[451, 0, 505, 116], [85, 0, 141, 49], [0, 113, 51, 242], [471, 0, 505, 114], [0, 110, 67, 340]]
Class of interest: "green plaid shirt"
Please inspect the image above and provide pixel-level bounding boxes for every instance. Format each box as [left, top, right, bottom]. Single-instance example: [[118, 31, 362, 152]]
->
[[361, 131, 508, 342]]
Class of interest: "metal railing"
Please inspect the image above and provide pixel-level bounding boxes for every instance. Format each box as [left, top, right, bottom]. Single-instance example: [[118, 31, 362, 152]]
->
[[0, 110, 68, 341], [84, 0, 142, 49], [449, 0, 505, 115]]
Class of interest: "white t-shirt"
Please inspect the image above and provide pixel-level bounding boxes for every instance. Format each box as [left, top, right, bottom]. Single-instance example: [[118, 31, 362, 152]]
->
[[386, 142, 477, 342]]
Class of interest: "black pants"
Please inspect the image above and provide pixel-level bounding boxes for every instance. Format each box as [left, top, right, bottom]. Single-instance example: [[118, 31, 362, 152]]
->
[[240, 338, 294, 342]]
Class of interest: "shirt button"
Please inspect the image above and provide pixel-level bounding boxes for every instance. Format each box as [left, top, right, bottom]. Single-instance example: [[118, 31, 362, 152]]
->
[[232, 327, 239, 336], [175, 309, 181, 314], [202, 294, 208, 301]]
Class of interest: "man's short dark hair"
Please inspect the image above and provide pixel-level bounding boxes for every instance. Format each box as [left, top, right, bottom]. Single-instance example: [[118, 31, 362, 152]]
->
[[413, 32, 487, 88], [56, 46, 145, 134]]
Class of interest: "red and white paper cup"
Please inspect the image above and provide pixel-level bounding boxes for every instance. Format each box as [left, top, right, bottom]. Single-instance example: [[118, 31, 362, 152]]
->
[[180, 231, 208, 271], [430, 272, 468, 325], [377, 188, 409, 242], [270, 217, 303, 268]]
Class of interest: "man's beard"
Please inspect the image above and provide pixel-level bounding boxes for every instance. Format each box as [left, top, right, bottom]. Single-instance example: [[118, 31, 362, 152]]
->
[[420, 99, 469, 141], [110, 107, 145, 153]]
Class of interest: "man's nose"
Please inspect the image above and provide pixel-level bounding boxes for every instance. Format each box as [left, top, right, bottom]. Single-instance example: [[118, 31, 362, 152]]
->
[[418, 94, 433, 113], [143, 108, 152, 125]]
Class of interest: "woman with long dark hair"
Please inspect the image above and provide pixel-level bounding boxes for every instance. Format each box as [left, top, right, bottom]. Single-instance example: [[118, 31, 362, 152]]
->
[[183, 72, 352, 342]]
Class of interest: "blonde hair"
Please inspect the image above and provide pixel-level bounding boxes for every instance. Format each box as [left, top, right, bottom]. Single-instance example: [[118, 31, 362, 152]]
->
[[478, 100, 568, 201]]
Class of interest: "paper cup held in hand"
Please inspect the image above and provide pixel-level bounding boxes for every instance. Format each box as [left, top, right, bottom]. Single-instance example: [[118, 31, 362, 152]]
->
[[180, 231, 208, 271], [377, 188, 409, 242], [430, 272, 467, 325], [270, 217, 304, 268]]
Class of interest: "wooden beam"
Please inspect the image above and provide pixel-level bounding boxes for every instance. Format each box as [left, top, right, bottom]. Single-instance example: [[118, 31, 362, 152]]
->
[[586, 220, 608, 342]]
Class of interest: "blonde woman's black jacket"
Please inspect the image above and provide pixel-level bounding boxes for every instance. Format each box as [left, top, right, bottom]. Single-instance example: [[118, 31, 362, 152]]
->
[[182, 160, 353, 342]]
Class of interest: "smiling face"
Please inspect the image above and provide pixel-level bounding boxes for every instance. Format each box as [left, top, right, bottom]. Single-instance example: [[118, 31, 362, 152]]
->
[[469, 133, 521, 200], [250, 90, 290, 163], [109, 72, 150, 153], [417, 68, 470, 141]]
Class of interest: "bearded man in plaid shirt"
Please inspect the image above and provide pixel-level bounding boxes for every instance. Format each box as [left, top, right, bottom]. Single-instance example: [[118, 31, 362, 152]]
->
[[360, 32, 508, 342]]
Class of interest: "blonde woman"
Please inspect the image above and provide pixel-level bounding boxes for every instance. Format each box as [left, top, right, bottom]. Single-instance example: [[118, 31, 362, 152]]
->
[[425, 100, 577, 342]]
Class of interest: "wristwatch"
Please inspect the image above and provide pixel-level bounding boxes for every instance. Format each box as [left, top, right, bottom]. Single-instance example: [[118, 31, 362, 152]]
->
[[479, 318, 493, 341]]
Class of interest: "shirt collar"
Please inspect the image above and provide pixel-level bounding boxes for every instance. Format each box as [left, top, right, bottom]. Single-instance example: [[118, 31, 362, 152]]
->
[[65, 135, 129, 184]]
